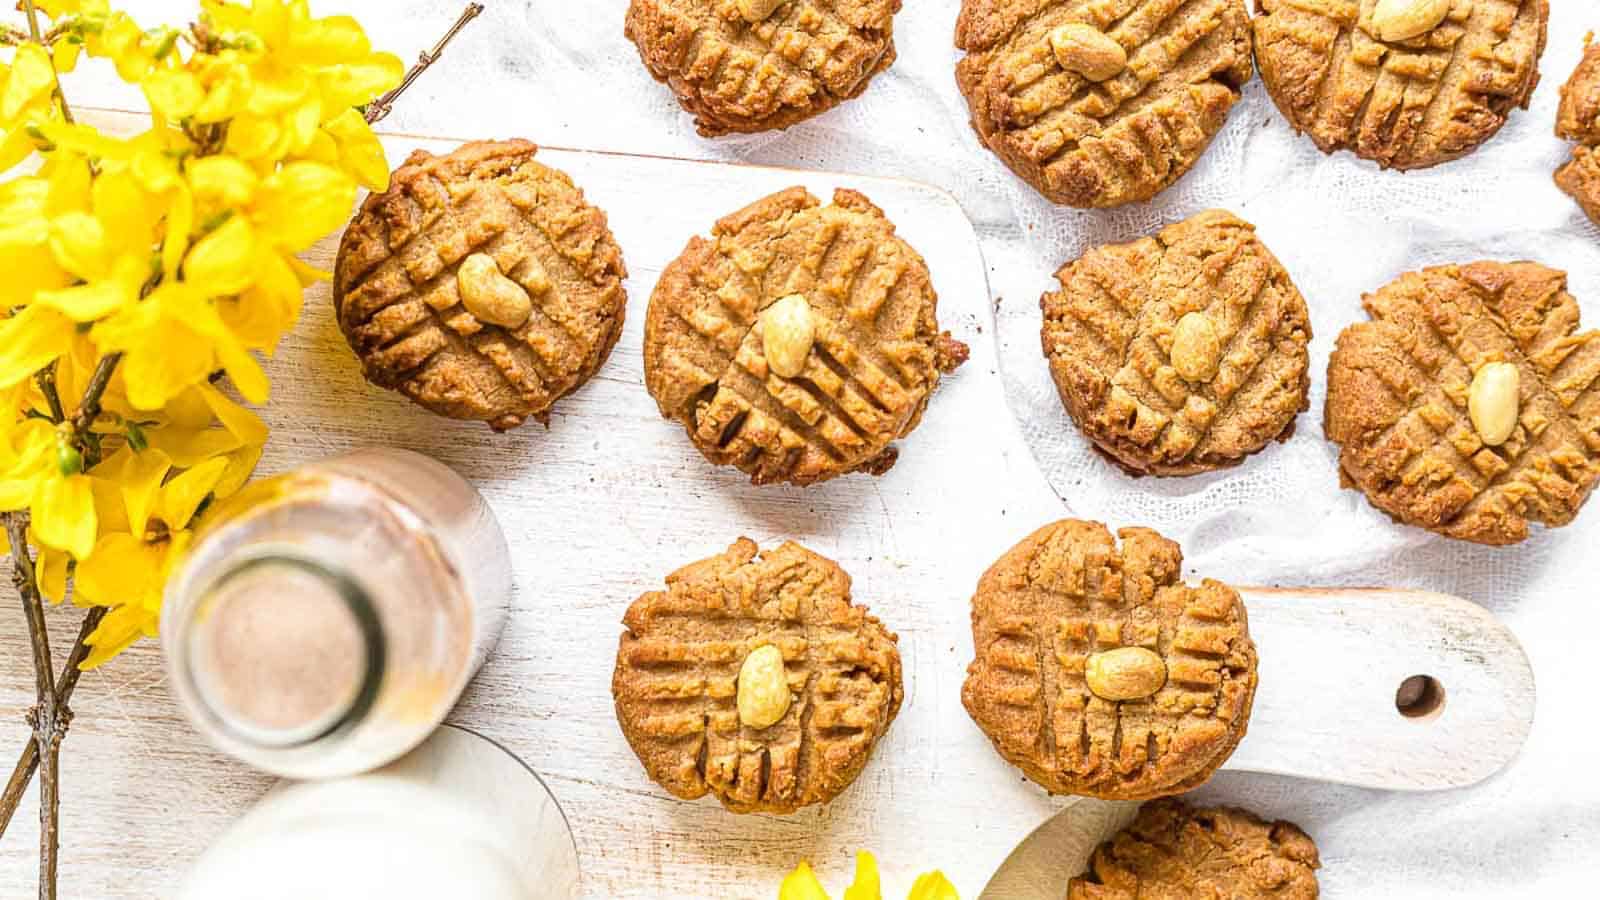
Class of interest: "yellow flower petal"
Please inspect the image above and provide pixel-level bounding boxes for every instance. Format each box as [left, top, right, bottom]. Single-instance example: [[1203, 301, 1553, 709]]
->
[[195, 61, 251, 124], [0, 242, 72, 308], [214, 443, 262, 500], [159, 455, 229, 530], [183, 215, 256, 295], [0, 420, 55, 510], [74, 533, 161, 607], [0, 305, 76, 390], [2, 44, 55, 121], [323, 107, 390, 191], [31, 473, 97, 560], [321, 53, 404, 109], [288, 15, 371, 65], [53, 39, 82, 75], [224, 114, 286, 161], [142, 69, 204, 121], [48, 211, 113, 280], [842, 853, 882, 900], [91, 170, 157, 249], [111, 446, 173, 537], [224, 247, 302, 349], [780, 862, 831, 900], [250, 0, 292, 49], [252, 160, 355, 252], [163, 181, 194, 280], [906, 872, 959, 900], [187, 155, 259, 207], [146, 426, 242, 469], [35, 279, 135, 323], [0, 126, 37, 173], [36, 545, 70, 603], [197, 382, 269, 448], [122, 334, 216, 411], [161, 385, 215, 430], [284, 96, 323, 155], [80, 599, 160, 669], [88, 470, 130, 535], [44, 156, 92, 216]]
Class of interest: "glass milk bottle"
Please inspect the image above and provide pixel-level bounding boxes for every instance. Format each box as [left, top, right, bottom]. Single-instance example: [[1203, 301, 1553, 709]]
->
[[162, 447, 511, 778]]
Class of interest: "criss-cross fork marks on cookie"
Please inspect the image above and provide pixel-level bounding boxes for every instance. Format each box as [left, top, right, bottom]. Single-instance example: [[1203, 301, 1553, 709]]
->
[[1041, 210, 1312, 476], [1555, 39, 1600, 226], [963, 521, 1258, 800], [612, 539, 902, 814], [625, 0, 901, 136], [1326, 262, 1600, 545], [1253, 0, 1548, 170], [643, 187, 965, 486], [955, 0, 1254, 207], [335, 141, 628, 431]]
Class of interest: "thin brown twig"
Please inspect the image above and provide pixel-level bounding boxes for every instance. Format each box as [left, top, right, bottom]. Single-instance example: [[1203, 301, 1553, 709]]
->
[[364, 3, 483, 125], [20, 0, 75, 126], [34, 366, 64, 425], [0, 606, 102, 841], [3, 513, 60, 900], [5, 516, 53, 704], [69, 353, 120, 445]]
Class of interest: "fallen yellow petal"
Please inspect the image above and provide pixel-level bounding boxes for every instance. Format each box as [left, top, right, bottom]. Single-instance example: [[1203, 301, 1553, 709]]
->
[[843, 852, 883, 900], [779, 861, 831, 900]]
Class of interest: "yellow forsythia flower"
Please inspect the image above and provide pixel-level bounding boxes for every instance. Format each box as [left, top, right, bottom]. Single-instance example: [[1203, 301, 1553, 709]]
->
[[0, 0, 404, 667], [780, 853, 958, 900], [907, 873, 960, 900]]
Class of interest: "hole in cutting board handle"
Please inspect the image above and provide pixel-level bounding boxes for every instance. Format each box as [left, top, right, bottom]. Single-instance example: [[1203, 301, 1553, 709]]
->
[[1395, 675, 1446, 721]]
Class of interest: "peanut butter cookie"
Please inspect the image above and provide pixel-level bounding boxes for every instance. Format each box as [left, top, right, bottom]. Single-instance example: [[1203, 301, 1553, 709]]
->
[[962, 520, 1258, 800], [624, 0, 901, 136], [1325, 262, 1600, 545], [1068, 799, 1321, 899], [1555, 38, 1600, 225], [334, 141, 627, 431], [954, 0, 1254, 208], [1041, 210, 1312, 476], [612, 538, 903, 814], [1253, 0, 1548, 170], [643, 186, 968, 486]]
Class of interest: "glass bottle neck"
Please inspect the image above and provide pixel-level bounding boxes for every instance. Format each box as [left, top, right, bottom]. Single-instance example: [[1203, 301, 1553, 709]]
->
[[173, 553, 386, 751]]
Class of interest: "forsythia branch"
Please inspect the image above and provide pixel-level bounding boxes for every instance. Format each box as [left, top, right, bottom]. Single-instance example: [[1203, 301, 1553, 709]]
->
[[2, 4, 486, 897], [20, 0, 75, 126], [0, 607, 104, 841], [364, 3, 484, 125], [3, 512, 63, 900]]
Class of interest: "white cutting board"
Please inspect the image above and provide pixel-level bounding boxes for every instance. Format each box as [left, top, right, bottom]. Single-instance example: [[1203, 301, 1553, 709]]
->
[[0, 113, 1532, 899]]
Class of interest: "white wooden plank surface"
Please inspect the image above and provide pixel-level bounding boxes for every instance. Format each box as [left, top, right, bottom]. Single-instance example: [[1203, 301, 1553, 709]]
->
[[0, 120, 1532, 898]]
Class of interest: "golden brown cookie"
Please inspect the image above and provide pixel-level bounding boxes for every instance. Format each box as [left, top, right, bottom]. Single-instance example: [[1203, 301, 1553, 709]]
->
[[1253, 0, 1548, 170], [612, 538, 902, 814], [1041, 210, 1312, 476], [954, 0, 1254, 208], [1068, 799, 1321, 899], [643, 186, 968, 486], [962, 520, 1258, 800], [1325, 262, 1600, 545], [334, 141, 627, 431], [1555, 38, 1600, 225], [623, 0, 901, 137]]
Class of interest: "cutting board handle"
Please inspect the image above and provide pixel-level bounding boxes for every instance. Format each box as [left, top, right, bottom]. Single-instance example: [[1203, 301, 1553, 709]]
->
[[1228, 587, 1534, 791]]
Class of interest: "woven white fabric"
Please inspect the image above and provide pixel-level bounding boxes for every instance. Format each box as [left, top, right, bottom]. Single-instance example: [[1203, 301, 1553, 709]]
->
[[65, 1, 1599, 896]]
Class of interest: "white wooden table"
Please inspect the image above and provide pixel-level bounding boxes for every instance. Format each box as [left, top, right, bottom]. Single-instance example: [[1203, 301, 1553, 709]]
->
[[3, 2, 1596, 898]]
